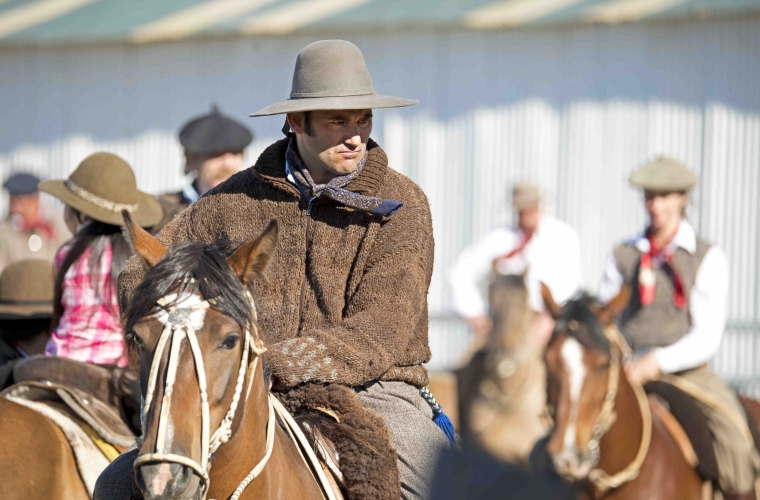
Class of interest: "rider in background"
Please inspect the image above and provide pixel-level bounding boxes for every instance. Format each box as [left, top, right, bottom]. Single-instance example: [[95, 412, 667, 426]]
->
[[0, 259, 54, 388], [38, 152, 163, 368], [449, 181, 581, 346], [155, 105, 253, 230], [598, 157, 760, 499]]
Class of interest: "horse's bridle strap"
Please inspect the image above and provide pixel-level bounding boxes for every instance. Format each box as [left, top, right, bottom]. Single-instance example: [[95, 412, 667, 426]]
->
[[135, 291, 270, 499]]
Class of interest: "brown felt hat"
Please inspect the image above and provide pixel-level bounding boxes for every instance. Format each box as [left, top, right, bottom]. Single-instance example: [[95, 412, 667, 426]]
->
[[38, 152, 163, 228], [629, 156, 698, 192], [511, 182, 542, 210], [250, 40, 418, 116], [0, 259, 54, 320]]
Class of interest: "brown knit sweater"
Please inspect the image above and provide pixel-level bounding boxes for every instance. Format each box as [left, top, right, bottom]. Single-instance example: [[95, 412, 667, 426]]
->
[[118, 138, 433, 389]]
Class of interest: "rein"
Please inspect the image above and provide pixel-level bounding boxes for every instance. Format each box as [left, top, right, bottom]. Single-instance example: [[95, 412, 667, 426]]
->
[[556, 324, 653, 494], [134, 291, 273, 500]]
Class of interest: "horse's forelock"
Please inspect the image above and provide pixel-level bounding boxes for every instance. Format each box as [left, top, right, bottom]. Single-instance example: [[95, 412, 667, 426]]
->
[[124, 241, 255, 360], [554, 295, 611, 355]]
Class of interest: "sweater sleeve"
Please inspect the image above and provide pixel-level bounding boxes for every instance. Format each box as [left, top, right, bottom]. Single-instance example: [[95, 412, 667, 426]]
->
[[266, 194, 434, 389], [117, 209, 193, 314]]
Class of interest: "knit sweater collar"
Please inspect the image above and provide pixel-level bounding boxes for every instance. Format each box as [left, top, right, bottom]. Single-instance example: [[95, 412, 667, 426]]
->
[[252, 137, 388, 197]]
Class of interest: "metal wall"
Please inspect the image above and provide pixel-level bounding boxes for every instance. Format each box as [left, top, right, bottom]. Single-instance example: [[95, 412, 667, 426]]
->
[[1, 18, 759, 392]]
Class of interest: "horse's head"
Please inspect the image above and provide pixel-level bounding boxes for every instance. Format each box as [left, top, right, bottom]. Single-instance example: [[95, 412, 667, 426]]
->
[[121, 212, 278, 500], [542, 285, 630, 480], [487, 273, 533, 350]]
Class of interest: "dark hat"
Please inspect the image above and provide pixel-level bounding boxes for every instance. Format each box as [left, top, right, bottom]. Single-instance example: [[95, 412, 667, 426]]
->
[[3, 172, 41, 196], [0, 259, 54, 320], [250, 40, 418, 116], [179, 105, 253, 156], [629, 156, 698, 192], [38, 152, 163, 228]]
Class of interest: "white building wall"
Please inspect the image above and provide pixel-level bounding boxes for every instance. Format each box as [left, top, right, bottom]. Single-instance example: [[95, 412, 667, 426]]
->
[[1, 18, 759, 392]]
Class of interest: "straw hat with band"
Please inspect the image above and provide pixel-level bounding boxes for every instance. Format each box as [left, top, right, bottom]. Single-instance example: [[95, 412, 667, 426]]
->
[[38, 152, 163, 228], [629, 156, 698, 193], [250, 40, 418, 127], [0, 259, 54, 320]]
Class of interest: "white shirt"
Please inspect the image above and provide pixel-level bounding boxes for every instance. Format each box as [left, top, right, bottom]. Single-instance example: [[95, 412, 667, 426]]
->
[[598, 219, 729, 374], [182, 183, 200, 204], [449, 216, 582, 316]]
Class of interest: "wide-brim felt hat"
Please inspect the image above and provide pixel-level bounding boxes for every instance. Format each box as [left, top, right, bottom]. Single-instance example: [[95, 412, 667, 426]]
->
[[38, 152, 163, 228], [629, 156, 698, 192], [0, 259, 54, 320], [250, 40, 418, 116]]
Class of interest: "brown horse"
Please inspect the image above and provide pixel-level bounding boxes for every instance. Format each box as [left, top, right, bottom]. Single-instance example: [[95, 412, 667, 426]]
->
[[0, 397, 90, 500], [122, 215, 327, 500], [541, 286, 703, 499], [456, 273, 549, 466]]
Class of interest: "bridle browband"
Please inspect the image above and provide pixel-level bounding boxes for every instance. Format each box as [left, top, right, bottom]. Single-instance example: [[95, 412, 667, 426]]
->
[[134, 289, 275, 500], [554, 324, 653, 494]]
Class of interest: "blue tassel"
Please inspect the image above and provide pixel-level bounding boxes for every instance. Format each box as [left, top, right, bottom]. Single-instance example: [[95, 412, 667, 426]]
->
[[419, 387, 457, 447]]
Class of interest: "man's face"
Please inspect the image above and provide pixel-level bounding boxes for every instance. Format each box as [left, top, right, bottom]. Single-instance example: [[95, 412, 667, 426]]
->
[[8, 193, 40, 223], [644, 190, 686, 232], [518, 206, 541, 233], [287, 109, 373, 183], [185, 151, 245, 194]]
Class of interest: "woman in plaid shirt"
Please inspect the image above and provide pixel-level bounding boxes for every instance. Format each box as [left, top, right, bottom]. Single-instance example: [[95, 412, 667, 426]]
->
[[39, 152, 163, 367]]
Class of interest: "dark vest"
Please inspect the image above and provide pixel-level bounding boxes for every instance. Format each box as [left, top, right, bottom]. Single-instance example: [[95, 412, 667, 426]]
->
[[613, 236, 711, 350]]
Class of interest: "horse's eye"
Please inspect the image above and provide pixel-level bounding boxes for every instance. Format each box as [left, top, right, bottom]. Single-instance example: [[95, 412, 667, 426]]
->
[[220, 334, 240, 350], [127, 331, 146, 352]]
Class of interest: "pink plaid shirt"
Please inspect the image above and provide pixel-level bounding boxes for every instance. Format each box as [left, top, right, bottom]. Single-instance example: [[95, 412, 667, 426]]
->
[[45, 241, 127, 367]]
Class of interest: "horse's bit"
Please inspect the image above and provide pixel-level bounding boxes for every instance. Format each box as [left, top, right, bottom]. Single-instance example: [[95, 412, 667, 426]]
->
[[134, 291, 274, 500], [555, 323, 653, 494]]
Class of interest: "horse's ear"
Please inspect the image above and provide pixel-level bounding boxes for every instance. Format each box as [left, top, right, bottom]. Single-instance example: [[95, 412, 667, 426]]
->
[[121, 210, 166, 267], [227, 220, 279, 284], [599, 284, 631, 325], [541, 282, 562, 319]]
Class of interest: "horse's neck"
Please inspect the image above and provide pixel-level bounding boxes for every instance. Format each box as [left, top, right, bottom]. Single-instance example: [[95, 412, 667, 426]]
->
[[596, 369, 644, 478]]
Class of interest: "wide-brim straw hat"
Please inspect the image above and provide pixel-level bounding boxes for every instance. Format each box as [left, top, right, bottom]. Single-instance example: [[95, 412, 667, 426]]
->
[[250, 40, 418, 116], [0, 259, 54, 320], [511, 182, 542, 210], [39, 152, 163, 228], [629, 156, 698, 192]]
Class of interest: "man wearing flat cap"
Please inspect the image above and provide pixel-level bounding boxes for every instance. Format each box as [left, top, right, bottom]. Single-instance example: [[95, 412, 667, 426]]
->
[[157, 105, 253, 227], [450, 181, 581, 345], [99, 40, 449, 499], [0, 172, 69, 272], [599, 157, 760, 498]]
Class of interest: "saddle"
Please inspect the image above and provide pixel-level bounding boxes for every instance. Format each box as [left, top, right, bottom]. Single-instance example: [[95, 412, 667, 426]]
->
[[645, 379, 760, 483], [5, 356, 136, 449]]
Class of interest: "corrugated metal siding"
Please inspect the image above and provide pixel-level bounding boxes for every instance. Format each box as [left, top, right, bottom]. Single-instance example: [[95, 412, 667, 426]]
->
[[1, 18, 759, 392]]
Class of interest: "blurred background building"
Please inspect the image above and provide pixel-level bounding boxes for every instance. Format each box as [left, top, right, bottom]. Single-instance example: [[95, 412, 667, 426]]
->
[[1, 0, 759, 392]]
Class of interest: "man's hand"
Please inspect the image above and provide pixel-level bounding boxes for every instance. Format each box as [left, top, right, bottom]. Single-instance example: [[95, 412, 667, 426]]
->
[[466, 315, 493, 338], [625, 353, 661, 385]]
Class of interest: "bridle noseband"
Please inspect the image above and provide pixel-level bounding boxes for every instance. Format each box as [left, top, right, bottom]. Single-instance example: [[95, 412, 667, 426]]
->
[[134, 291, 274, 500], [554, 324, 653, 494]]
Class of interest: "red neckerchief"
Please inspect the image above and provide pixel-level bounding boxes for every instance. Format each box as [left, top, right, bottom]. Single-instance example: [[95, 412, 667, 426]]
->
[[12, 214, 55, 240], [495, 230, 533, 266], [639, 226, 686, 308]]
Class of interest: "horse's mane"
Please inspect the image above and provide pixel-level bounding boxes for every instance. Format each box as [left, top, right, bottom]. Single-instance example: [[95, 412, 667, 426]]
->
[[124, 241, 255, 361], [551, 293, 611, 354]]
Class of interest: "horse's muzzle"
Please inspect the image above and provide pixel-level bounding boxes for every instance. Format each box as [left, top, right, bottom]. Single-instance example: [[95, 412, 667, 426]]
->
[[551, 448, 593, 480], [136, 463, 201, 500]]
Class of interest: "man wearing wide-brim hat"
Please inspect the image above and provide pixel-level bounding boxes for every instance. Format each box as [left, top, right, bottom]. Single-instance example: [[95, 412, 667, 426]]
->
[[0, 259, 55, 389], [598, 157, 760, 498], [99, 40, 450, 500]]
